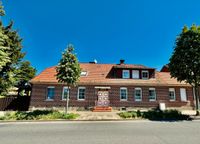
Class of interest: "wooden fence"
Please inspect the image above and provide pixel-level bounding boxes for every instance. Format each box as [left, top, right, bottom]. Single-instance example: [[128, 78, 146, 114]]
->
[[0, 96, 30, 111]]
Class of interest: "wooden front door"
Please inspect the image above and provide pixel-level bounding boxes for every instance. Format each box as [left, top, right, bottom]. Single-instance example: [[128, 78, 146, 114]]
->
[[97, 91, 109, 106]]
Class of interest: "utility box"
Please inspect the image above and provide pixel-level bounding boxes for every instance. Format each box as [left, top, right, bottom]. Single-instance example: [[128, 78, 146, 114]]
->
[[159, 103, 166, 111]]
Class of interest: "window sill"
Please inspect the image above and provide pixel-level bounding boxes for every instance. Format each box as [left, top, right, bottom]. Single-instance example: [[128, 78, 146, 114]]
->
[[169, 99, 176, 102], [135, 100, 142, 102], [77, 99, 85, 101], [45, 99, 54, 101], [120, 99, 128, 101], [149, 99, 156, 102]]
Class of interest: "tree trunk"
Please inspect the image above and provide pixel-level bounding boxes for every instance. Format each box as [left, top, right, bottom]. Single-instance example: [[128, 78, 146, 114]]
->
[[65, 85, 70, 114], [194, 85, 200, 116]]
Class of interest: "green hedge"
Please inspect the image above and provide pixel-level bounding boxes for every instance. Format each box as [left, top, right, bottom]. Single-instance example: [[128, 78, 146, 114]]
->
[[0, 110, 79, 120], [118, 109, 191, 121]]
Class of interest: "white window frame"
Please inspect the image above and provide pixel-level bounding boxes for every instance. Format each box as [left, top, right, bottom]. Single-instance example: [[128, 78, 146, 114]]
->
[[132, 70, 139, 79], [46, 86, 55, 101], [77, 87, 86, 100], [80, 71, 88, 76], [180, 88, 187, 101], [169, 88, 176, 101], [120, 87, 128, 101], [122, 70, 130, 79], [62, 87, 69, 101], [149, 88, 156, 101], [142, 70, 149, 79], [134, 87, 142, 101]]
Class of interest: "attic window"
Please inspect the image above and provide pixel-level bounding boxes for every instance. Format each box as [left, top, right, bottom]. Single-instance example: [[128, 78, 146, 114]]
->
[[142, 70, 149, 79], [81, 71, 87, 76]]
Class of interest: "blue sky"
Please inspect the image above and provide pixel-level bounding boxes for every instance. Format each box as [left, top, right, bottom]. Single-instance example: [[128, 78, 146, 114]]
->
[[2, 0, 200, 74]]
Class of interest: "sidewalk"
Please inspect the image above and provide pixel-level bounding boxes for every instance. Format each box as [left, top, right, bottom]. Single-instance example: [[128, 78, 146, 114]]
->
[[74, 111, 122, 120]]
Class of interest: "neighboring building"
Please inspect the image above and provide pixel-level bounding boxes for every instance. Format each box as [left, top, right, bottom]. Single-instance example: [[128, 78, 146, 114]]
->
[[30, 60, 194, 110], [160, 64, 169, 72]]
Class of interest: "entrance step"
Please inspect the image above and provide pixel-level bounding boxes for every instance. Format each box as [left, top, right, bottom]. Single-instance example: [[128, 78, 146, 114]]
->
[[93, 106, 112, 112]]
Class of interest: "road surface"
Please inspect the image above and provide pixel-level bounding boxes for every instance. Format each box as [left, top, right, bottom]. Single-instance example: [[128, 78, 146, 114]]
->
[[0, 121, 200, 144]]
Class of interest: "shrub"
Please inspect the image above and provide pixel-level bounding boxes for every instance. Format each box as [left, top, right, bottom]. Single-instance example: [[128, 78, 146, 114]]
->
[[118, 111, 138, 118], [0, 116, 5, 120], [118, 109, 191, 121], [0, 110, 79, 120]]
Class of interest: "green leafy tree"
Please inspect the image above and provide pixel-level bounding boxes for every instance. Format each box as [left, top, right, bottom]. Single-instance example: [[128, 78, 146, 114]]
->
[[169, 24, 200, 115], [0, 20, 25, 95], [0, 1, 5, 16], [0, 2, 35, 96], [0, 22, 10, 71], [15, 61, 36, 96], [56, 44, 81, 113]]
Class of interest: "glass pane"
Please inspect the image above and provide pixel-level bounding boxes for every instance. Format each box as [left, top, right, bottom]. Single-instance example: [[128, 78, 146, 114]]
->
[[149, 90, 155, 100], [47, 88, 54, 100], [142, 72, 148, 79], [79, 88, 85, 99], [169, 91, 175, 100], [120, 89, 127, 99], [63, 88, 69, 100], [132, 70, 139, 79], [123, 71, 130, 78]]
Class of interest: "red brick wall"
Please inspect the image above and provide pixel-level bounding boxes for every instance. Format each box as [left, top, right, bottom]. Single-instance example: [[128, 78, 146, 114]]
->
[[30, 84, 194, 108]]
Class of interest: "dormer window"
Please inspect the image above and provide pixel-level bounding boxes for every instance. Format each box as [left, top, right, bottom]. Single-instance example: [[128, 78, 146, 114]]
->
[[142, 70, 149, 79], [122, 70, 130, 79], [81, 71, 87, 76], [132, 70, 139, 79]]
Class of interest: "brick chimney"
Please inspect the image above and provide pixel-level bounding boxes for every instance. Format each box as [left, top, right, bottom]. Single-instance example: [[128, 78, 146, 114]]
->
[[120, 59, 125, 65]]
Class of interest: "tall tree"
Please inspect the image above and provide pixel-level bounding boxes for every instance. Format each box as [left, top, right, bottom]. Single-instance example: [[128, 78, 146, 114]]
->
[[0, 1, 5, 16], [15, 61, 36, 96], [169, 24, 200, 115], [0, 22, 10, 71], [56, 44, 81, 113], [0, 21, 25, 95], [0, 1, 35, 96]]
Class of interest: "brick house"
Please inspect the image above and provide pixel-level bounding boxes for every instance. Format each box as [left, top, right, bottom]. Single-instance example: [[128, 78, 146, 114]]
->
[[30, 60, 194, 110]]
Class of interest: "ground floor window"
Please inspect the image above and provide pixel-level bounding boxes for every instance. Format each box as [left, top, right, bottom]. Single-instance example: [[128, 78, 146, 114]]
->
[[78, 87, 86, 100], [169, 88, 175, 101], [62, 87, 69, 100], [134, 88, 142, 101], [149, 88, 156, 101], [120, 87, 128, 100], [180, 88, 187, 101], [47, 86, 55, 100]]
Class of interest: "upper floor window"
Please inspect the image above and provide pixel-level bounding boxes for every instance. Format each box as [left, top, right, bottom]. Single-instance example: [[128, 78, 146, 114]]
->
[[47, 86, 55, 100], [120, 87, 128, 100], [169, 88, 175, 101], [81, 71, 87, 76], [134, 88, 142, 101], [142, 70, 149, 79], [149, 88, 156, 101], [62, 87, 69, 100], [132, 70, 139, 79], [78, 87, 86, 100], [122, 70, 130, 79]]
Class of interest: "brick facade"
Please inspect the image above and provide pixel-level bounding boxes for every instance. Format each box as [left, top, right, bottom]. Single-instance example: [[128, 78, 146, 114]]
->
[[30, 84, 194, 109]]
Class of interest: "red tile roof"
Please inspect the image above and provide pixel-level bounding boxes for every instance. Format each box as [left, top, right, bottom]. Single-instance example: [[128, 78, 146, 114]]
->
[[31, 63, 190, 86]]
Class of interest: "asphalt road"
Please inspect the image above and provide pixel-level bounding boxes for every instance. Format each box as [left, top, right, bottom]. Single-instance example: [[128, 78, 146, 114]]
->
[[0, 121, 200, 144]]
